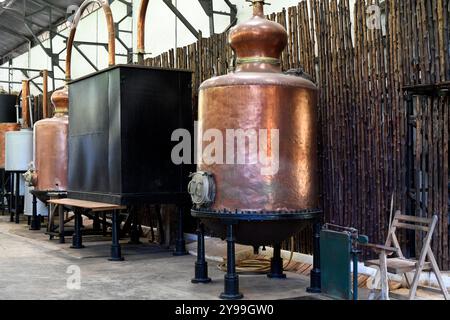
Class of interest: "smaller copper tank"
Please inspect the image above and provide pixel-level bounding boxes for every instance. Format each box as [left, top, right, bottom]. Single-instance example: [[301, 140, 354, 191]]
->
[[30, 87, 69, 191]]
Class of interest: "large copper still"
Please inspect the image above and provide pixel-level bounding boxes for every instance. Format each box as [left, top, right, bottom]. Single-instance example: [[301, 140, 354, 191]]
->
[[25, 0, 115, 192], [189, 1, 321, 247]]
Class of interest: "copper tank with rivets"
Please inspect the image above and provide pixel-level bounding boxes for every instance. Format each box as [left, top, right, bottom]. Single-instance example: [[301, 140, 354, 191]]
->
[[189, 0, 321, 246]]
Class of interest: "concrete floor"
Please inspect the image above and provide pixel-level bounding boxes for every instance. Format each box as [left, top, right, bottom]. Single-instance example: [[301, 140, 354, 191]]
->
[[0, 215, 325, 300]]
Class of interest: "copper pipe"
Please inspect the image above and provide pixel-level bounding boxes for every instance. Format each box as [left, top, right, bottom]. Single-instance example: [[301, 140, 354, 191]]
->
[[252, 0, 264, 16], [21, 80, 30, 128], [137, 0, 149, 65], [65, 0, 116, 81], [41, 69, 48, 118]]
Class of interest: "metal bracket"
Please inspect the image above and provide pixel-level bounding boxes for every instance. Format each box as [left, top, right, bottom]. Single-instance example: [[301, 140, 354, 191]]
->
[[0, 66, 50, 93], [113, 0, 133, 63], [20, 70, 42, 93], [163, 0, 200, 39], [198, 0, 237, 35]]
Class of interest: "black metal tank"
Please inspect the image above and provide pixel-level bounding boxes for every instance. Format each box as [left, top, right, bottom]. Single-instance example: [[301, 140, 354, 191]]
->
[[68, 65, 194, 205], [0, 94, 17, 122]]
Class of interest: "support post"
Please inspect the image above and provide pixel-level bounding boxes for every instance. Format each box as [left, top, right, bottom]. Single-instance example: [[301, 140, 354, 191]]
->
[[307, 220, 322, 293], [102, 212, 107, 236], [9, 172, 13, 222], [267, 243, 286, 279], [379, 252, 389, 300], [109, 210, 124, 261], [405, 92, 416, 257], [128, 206, 142, 244], [220, 222, 243, 300], [93, 212, 101, 232], [47, 193, 55, 235], [173, 206, 188, 256], [30, 193, 41, 230], [351, 248, 361, 300], [156, 205, 165, 245], [0, 169, 5, 215], [14, 172, 20, 224], [58, 204, 65, 244], [192, 222, 211, 283], [71, 208, 84, 249]]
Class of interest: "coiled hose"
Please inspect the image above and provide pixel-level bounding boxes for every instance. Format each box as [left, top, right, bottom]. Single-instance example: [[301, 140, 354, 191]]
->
[[218, 238, 295, 274]]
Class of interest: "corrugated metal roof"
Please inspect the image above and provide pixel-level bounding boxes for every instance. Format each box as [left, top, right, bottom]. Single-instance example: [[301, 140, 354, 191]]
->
[[0, 0, 85, 63]]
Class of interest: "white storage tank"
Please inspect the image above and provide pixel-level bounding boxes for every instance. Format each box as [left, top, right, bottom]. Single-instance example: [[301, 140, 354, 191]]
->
[[5, 129, 33, 171]]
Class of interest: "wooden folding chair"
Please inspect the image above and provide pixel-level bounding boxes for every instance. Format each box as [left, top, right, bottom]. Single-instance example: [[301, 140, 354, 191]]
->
[[364, 210, 449, 300]]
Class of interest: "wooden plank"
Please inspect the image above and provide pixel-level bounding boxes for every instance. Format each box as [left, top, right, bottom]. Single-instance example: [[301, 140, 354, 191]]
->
[[366, 257, 431, 273], [396, 214, 433, 224], [393, 221, 430, 232], [48, 198, 126, 211], [362, 243, 398, 254]]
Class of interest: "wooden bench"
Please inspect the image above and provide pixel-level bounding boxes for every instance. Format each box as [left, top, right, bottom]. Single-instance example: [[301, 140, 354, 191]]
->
[[47, 198, 127, 261]]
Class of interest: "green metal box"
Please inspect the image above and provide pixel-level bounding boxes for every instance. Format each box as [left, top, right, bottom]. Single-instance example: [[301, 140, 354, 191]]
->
[[320, 229, 352, 300]]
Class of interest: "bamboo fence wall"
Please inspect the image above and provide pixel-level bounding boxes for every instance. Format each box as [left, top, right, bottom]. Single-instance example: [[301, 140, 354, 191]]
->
[[145, 0, 450, 269]]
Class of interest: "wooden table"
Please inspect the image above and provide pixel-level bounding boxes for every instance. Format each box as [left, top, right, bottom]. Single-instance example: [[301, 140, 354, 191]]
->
[[47, 198, 126, 261]]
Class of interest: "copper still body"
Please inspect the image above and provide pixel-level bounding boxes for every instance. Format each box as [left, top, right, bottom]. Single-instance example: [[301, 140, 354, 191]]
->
[[25, 0, 115, 192], [190, 2, 320, 246], [30, 88, 69, 191]]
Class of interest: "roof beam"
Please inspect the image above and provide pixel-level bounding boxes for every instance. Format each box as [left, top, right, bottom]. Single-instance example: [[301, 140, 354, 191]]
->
[[0, 0, 19, 16], [2, 7, 49, 29], [29, 0, 67, 15], [0, 25, 30, 41]]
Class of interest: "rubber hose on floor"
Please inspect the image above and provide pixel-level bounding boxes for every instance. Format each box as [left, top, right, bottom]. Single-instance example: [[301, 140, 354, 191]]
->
[[218, 238, 295, 275]]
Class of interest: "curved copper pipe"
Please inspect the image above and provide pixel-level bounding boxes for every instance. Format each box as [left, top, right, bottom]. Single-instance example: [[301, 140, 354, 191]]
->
[[21, 80, 30, 128], [41, 69, 48, 118], [65, 0, 116, 81], [137, 0, 149, 64]]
